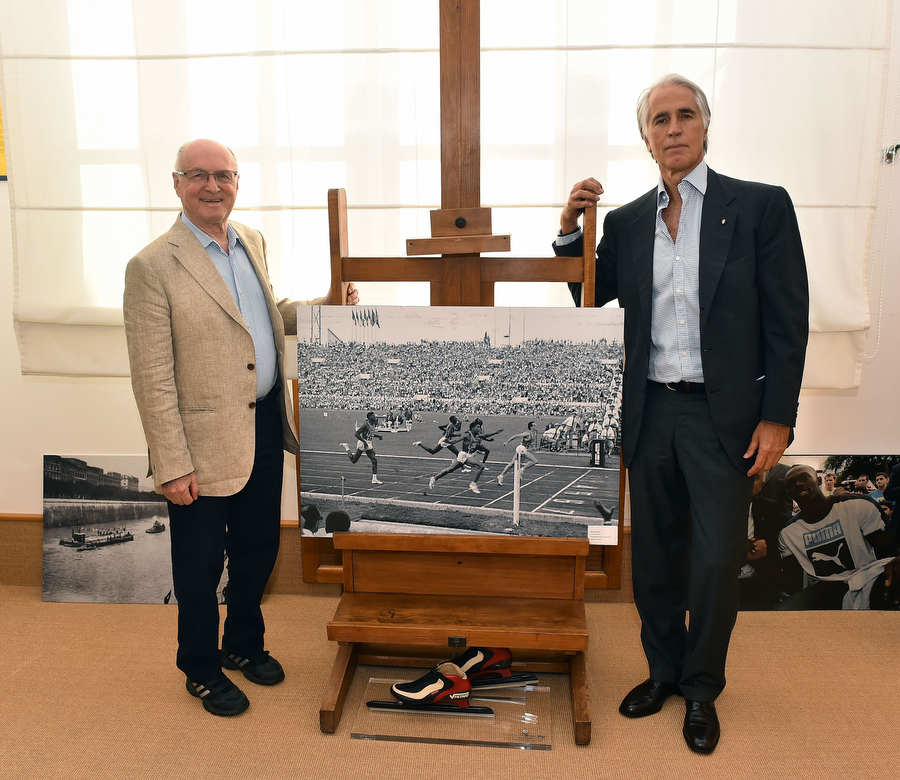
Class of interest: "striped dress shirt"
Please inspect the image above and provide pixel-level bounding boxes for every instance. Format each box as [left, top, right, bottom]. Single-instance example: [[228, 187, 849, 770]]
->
[[648, 160, 706, 383]]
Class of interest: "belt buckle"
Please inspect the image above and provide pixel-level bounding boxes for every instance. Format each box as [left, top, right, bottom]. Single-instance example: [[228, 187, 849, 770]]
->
[[663, 382, 678, 392]]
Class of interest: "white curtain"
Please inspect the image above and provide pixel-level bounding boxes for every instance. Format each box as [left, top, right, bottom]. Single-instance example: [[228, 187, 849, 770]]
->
[[0, 0, 891, 386]]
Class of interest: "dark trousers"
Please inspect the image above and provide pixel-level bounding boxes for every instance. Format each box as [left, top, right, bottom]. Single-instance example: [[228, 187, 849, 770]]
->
[[167, 388, 284, 682], [628, 382, 752, 701]]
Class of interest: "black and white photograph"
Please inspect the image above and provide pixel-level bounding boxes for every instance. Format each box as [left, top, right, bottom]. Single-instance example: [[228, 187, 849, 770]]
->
[[42, 454, 226, 603], [297, 305, 624, 542], [738, 454, 899, 612]]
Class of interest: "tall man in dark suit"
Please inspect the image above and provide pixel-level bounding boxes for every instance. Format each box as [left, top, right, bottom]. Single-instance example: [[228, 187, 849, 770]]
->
[[554, 74, 808, 753]]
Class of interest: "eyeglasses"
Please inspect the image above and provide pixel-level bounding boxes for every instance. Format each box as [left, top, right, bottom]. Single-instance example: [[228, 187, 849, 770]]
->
[[174, 169, 239, 185]]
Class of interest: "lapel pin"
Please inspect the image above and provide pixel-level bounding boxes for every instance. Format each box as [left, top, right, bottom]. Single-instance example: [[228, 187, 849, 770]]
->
[[721, 217, 727, 225]]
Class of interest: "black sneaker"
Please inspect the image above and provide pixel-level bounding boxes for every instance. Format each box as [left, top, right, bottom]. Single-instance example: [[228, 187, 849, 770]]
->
[[220, 648, 285, 685], [185, 673, 249, 716]]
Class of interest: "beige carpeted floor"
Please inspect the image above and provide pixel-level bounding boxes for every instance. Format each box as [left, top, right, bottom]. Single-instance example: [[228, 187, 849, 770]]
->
[[2, 585, 898, 779]]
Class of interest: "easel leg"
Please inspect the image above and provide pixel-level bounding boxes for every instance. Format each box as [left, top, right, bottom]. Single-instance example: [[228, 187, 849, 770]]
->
[[320, 643, 359, 733], [569, 650, 592, 745]]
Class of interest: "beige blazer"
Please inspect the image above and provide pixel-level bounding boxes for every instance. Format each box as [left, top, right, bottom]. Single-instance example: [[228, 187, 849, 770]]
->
[[124, 217, 311, 496]]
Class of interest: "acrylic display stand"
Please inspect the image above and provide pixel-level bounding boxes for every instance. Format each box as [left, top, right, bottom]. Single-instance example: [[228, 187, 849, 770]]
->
[[350, 674, 554, 750]]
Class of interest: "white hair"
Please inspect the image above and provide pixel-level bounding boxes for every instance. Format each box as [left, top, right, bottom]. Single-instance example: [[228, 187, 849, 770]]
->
[[636, 73, 711, 153]]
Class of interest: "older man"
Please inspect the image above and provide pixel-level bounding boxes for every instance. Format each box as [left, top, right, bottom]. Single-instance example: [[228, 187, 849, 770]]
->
[[124, 139, 357, 716], [554, 75, 809, 752]]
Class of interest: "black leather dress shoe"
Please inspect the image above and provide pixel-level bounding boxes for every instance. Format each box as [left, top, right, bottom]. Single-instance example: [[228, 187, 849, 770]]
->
[[618, 679, 678, 718], [683, 699, 720, 754]]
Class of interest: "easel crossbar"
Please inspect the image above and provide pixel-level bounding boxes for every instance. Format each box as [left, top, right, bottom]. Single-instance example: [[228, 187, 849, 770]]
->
[[341, 256, 586, 284]]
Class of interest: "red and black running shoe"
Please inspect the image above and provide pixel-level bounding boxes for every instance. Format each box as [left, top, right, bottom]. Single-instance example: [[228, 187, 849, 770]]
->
[[452, 646, 512, 680], [390, 662, 471, 707]]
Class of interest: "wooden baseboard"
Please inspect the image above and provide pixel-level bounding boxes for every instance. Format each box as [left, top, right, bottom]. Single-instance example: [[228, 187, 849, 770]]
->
[[0, 514, 43, 585]]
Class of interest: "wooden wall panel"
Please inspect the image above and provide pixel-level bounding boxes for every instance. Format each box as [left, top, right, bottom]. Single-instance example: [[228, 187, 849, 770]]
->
[[0, 514, 41, 586]]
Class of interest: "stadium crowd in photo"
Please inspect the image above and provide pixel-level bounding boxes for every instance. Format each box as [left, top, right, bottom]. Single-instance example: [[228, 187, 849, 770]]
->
[[296, 305, 624, 540]]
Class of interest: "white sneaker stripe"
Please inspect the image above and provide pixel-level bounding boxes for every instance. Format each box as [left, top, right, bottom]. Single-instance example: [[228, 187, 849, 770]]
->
[[397, 680, 444, 700], [459, 650, 484, 674]]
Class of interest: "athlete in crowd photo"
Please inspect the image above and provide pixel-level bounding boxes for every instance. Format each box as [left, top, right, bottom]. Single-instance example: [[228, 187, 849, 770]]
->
[[428, 419, 499, 495], [497, 421, 540, 486], [778, 465, 897, 609], [413, 415, 462, 456], [340, 411, 384, 485]]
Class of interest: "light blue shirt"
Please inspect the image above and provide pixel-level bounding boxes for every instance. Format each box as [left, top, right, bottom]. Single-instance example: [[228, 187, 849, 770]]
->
[[180, 213, 278, 399], [649, 160, 706, 383]]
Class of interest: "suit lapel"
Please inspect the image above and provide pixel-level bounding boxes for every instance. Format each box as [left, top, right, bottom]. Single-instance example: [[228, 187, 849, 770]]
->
[[627, 190, 657, 326], [168, 218, 246, 329], [699, 169, 736, 328]]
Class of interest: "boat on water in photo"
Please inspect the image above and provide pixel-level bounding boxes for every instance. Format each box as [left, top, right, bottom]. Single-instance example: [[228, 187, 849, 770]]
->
[[59, 526, 134, 551], [145, 519, 166, 534]]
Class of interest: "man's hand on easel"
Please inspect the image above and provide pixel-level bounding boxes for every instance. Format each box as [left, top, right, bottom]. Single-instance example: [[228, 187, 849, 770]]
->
[[560, 178, 604, 234]]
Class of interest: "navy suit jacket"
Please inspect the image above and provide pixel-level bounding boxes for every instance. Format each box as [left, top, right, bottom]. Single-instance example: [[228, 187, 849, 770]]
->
[[556, 167, 809, 469]]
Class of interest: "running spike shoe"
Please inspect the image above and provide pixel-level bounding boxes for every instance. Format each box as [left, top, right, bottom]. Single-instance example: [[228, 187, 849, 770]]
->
[[390, 662, 471, 706]]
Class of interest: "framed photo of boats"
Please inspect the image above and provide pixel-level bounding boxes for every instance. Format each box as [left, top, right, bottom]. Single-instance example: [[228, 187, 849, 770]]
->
[[41, 454, 228, 603]]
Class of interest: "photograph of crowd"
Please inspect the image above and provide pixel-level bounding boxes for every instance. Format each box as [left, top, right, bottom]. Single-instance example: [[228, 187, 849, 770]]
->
[[296, 305, 624, 541], [738, 454, 899, 611]]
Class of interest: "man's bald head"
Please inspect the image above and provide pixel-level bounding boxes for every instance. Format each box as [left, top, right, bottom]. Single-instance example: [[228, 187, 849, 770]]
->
[[174, 139, 238, 172]]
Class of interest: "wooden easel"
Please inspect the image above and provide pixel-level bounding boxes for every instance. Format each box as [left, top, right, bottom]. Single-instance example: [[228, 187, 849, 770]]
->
[[298, 0, 623, 745]]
